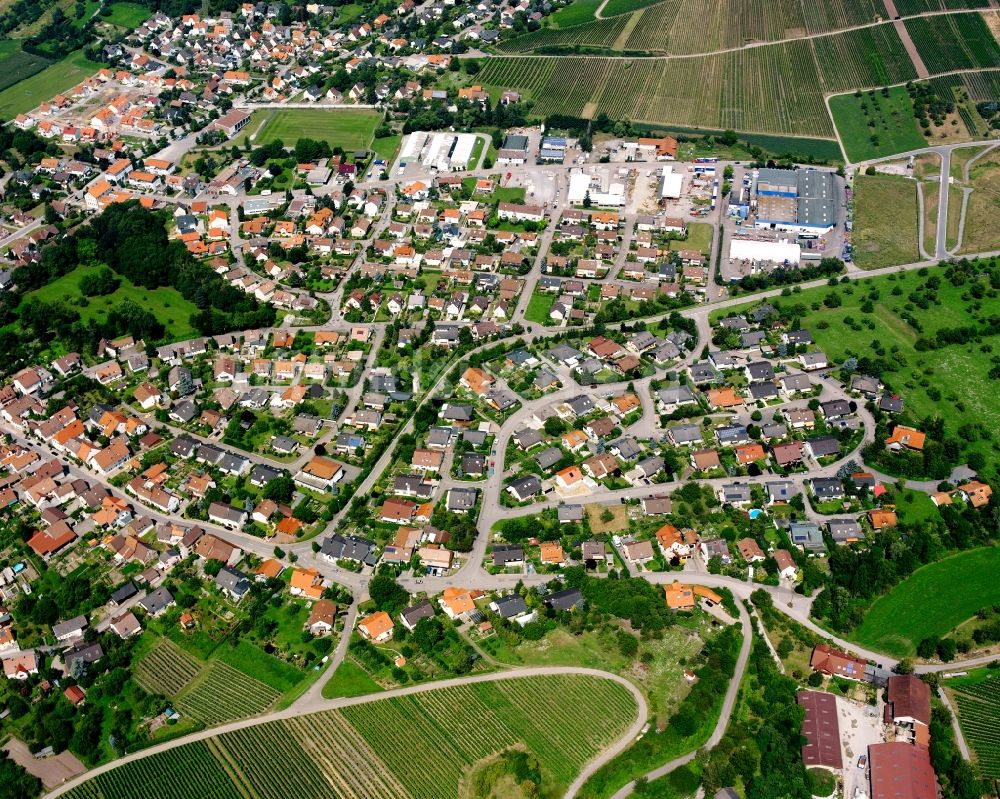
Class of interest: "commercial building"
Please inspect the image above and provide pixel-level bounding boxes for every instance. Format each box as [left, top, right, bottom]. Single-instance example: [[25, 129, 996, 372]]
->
[[753, 167, 836, 234]]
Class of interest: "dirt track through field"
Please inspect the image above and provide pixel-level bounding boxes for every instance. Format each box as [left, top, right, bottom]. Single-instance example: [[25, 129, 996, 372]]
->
[[883, 0, 930, 77]]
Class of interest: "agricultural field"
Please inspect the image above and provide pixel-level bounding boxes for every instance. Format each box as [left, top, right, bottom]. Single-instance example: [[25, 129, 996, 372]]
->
[[850, 548, 1000, 658], [251, 108, 381, 151], [0, 48, 101, 119], [134, 639, 201, 698], [600, 0, 662, 15], [24, 264, 201, 341], [64, 675, 639, 799], [829, 87, 927, 162], [175, 662, 281, 725], [955, 147, 1000, 253], [851, 174, 920, 268], [905, 12, 1000, 74], [484, 8, 1000, 141], [63, 742, 245, 799], [0, 45, 52, 94], [892, 0, 991, 11], [497, 15, 629, 53], [949, 671, 1000, 778], [134, 637, 290, 725], [479, 622, 709, 721], [812, 26, 917, 92], [798, 0, 884, 33], [549, 0, 602, 27], [480, 49, 835, 137]]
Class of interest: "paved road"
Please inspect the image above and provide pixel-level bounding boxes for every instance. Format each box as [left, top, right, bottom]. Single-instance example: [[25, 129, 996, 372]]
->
[[44, 666, 649, 799]]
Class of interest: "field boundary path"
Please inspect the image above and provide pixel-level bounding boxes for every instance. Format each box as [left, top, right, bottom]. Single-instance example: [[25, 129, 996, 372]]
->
[[883, 0, 930, 78], [936, 687, 971, 760], [44, 668, 649, 799]]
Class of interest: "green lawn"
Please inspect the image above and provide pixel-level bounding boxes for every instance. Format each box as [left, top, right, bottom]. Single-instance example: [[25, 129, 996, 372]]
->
[[212, 639, 304, 693], [852, 174, 919, 269], [372, 134, 400, 163], [830, 87, 927, 162], [25, 264, 200, 340], [524, 290, 555, 325], [549, 0, 602, 27], [849, 547, 1000, 658], [0, 48, 101, 119], [335, 2, 364, 23], [321, 658, 384, 699], [105, 1, 151, 27], [669, 222, 713, 255], [253, 108, 381, 151]]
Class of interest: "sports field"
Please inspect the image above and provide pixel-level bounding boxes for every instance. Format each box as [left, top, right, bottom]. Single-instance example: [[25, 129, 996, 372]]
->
[[64, 674, 639, 799], [24, 265, 200, 341], [251, 108, 381, 151], [850, 548, 1000, 658], [0, 49, 102, 119], [851, 174, 919, 269]]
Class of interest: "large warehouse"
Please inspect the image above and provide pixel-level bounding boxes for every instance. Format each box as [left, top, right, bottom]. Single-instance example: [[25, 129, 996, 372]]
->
[[753, 167, 837, 234], [399, 131, 479, 172]]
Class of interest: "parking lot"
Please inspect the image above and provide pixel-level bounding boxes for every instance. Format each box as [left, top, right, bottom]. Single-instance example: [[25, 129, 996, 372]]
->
[[837, 694, 883, 799]]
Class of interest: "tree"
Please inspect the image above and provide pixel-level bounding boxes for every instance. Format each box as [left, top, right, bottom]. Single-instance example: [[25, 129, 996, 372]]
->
[[0, 759, 41, 799], [917, 636, 940, 659], [617, 630, 638, 657], [369, 573, 408, 615], [262, 475, 294, 503], [543, 417, 566, 436], [412, 617, 444, 653]]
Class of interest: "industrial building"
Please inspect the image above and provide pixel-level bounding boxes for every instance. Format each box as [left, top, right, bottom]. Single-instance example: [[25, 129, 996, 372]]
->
[[752, 167, 836, 234], [567, 170, 625, 207], [729, 235, 801, 267], [538, 135, 567, 163], [659, 165, 684, 202], [398, 131, 479, 172]]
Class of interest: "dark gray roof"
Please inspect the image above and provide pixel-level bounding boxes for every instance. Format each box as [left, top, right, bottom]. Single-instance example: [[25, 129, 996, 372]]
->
[[495, 594, 529, 618], [401, 600, 435, 627], [492, 544, 524, 566], [110, 582, 138, 605], [140, 587, 175, 615], [321, 534, 377, 566], [507, 475, 541, 499], [215, 566, 251, 597], [534, 446, 563, 471], [546, 587, 583, 612]]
